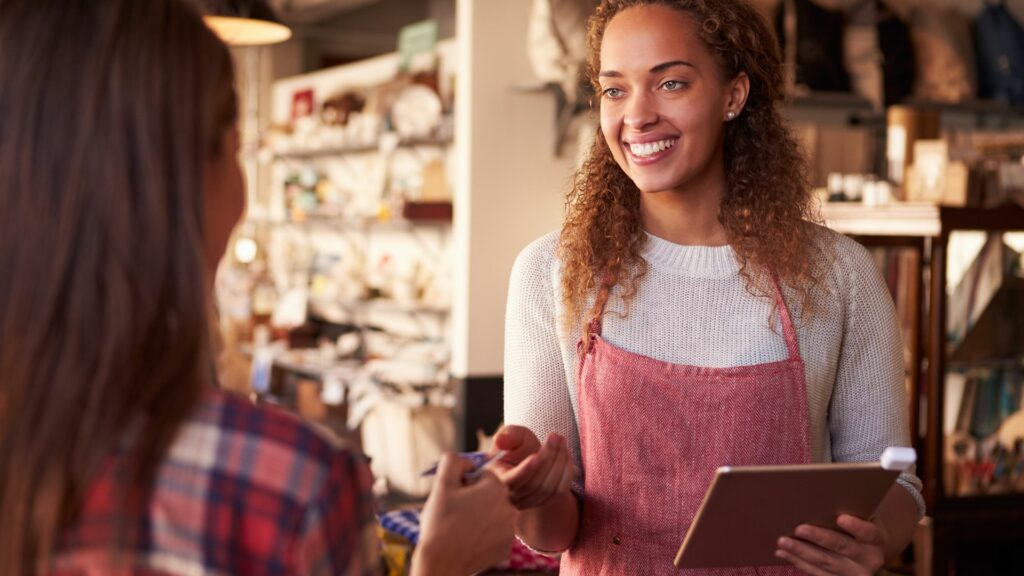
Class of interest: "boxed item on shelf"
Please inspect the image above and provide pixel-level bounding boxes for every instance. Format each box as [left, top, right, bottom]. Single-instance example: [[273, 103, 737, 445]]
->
[[903, 139, 971, 206], [401, 200, 452, 221]]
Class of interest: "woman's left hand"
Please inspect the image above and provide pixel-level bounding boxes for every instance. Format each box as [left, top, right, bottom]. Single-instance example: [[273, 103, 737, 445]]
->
[[775, 514, 888, 576]]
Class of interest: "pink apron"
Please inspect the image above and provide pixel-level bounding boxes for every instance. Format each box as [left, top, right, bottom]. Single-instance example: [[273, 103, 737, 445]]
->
[[562, 278, 812, 575]]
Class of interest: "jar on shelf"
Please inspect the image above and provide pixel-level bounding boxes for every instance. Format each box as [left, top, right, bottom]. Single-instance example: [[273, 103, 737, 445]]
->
[[251, 262, 277, 329]]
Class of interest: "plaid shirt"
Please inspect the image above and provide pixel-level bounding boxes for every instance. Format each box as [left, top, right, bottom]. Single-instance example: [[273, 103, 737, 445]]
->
[[53, 387, 380, 575]]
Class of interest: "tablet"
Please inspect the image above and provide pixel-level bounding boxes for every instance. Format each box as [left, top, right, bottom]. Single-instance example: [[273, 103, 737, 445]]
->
[[673, 462, 901, 569]]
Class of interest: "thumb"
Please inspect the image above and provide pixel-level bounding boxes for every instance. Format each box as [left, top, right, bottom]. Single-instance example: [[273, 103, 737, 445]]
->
[[435, 453, 473, 489], [494, 425, 536, 453]]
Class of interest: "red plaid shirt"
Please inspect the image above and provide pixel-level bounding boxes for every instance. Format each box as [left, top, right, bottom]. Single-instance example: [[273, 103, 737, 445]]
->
[[53, 387, 380, 575]]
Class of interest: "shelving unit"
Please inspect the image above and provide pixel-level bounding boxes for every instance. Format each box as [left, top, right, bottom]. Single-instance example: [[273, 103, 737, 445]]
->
[[785, 93, 1024, 130], [308, 297, 450, 332], [260, 201, 455, 372], [241, 38, 461, 395], [823, 202, 1024, 574], [783, 92, 882, 127], [271, 135, 453, 160], [821, 202, 941, 236], [233, 40, 468, 501]]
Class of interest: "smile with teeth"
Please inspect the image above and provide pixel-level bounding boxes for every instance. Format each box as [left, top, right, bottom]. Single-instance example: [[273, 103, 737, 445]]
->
[[627, 138, 676, 158]]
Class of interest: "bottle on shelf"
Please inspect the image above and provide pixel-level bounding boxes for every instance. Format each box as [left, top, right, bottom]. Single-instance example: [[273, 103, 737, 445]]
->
[[249, 324, 274, 401], [250, 260, 277, 330]]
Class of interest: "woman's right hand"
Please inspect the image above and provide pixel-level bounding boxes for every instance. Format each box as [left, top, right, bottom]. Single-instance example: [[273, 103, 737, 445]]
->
[[413, 453, 516, 576], [492, 425, 575, 510]]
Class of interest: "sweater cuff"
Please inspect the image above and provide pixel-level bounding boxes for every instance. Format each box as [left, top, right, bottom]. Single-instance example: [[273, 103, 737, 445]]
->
[[895, 475, 926, 519]]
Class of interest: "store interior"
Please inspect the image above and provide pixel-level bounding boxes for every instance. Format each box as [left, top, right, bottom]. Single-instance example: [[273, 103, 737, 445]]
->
[[205, 0, 1024, 573]]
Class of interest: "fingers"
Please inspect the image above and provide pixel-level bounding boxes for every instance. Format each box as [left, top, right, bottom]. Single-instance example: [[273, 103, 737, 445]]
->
[[799, 518, 884, 570], [490, 428, 574, 510], [505, 433, 571, 509], [493, 425, 541, 463], [777, 535, 849, 576], [464, 468, 510, 503], [776, 521, 884, 576], [492, 425, 524, 450], [836, 514, 885, 545], [794, 525, 858, 559], [469, 475, 517, 574], [774, 543, 835, 576], [504, 433, 555, 485], [417, 465, 516, 576], [434, 452, 474, 490]]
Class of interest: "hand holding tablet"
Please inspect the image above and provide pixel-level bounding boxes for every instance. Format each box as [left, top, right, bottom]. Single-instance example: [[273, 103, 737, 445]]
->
[[674, 447, 916, 569]]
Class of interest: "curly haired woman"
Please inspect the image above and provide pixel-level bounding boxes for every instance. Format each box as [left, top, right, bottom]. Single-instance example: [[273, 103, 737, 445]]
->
[[495, 0, 924, 573]]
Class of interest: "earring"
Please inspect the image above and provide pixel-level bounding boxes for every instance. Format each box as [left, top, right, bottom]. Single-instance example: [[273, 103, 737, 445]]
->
[[726, 111, 736, 121]]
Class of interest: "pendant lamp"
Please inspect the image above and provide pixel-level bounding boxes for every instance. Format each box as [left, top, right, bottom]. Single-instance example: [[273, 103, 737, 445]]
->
[[198, 0, 292, 46]]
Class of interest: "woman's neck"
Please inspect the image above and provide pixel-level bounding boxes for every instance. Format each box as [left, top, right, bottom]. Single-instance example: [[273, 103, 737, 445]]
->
[[640, 184, 727, 246]]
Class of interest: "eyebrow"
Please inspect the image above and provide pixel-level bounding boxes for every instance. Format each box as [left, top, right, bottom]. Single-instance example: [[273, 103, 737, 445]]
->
[[598, 60, 696, 78]]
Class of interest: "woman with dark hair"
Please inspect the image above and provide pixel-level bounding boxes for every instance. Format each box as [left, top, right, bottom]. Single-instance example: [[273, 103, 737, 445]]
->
[[498, 0, 923, 573], [0, 0, 514, 573]]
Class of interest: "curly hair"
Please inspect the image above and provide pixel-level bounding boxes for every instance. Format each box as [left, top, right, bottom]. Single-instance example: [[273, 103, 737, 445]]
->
[[558, 0, 823, 338]]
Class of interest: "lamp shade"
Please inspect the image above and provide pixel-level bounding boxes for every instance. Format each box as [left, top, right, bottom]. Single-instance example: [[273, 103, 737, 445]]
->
[[198, 0, 292, 46]]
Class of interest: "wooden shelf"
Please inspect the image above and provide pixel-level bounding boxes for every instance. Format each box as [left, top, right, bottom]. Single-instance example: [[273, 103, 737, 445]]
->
[[900, 98, 1024, 129], [254, 215, 451, 231], [308, 298, 449, 324], [317, 298, 448, 315], [821, 202, 1024, 237], [272, 353, 361, 380], [935, 204, 1024, 233], [821, 202, 941, 237], [784, 92, 882, 127], [933, 492, 1024, 514], [271, 135, 453, 160], [783, 93, 1024, 129]]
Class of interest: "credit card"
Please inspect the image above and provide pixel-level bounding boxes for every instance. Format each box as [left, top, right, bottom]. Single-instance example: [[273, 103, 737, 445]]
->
[[420, 450, 507, 479]]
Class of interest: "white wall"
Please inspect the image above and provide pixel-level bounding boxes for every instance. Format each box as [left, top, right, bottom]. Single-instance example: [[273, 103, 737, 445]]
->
[[451, 0, 576, 377]]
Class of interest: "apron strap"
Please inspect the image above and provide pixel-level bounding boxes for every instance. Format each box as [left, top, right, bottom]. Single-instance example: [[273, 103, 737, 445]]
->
[[771, 272, 801, 361]]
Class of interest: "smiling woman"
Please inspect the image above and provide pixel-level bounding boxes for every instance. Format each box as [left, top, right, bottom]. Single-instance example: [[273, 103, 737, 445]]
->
[[596, 6, 749, 242], [565, 0, 816, 332], [497, 0, 924, 574]]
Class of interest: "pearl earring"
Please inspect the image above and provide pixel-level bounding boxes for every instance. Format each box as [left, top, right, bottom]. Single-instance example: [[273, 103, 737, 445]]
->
[[726, 111, 736, 121]]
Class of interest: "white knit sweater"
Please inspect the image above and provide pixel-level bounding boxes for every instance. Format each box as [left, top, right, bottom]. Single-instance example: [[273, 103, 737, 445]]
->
[[503, 227, 925, 515]]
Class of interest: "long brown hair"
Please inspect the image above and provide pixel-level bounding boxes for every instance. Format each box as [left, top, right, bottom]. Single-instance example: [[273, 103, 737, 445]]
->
[[0, 0, 237, 571], [559, 0, 821, 335]]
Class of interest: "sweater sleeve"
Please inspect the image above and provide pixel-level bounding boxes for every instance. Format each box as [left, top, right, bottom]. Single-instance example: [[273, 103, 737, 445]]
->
[[503, 234, 583, 485], [829, 236, 925, 517]]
